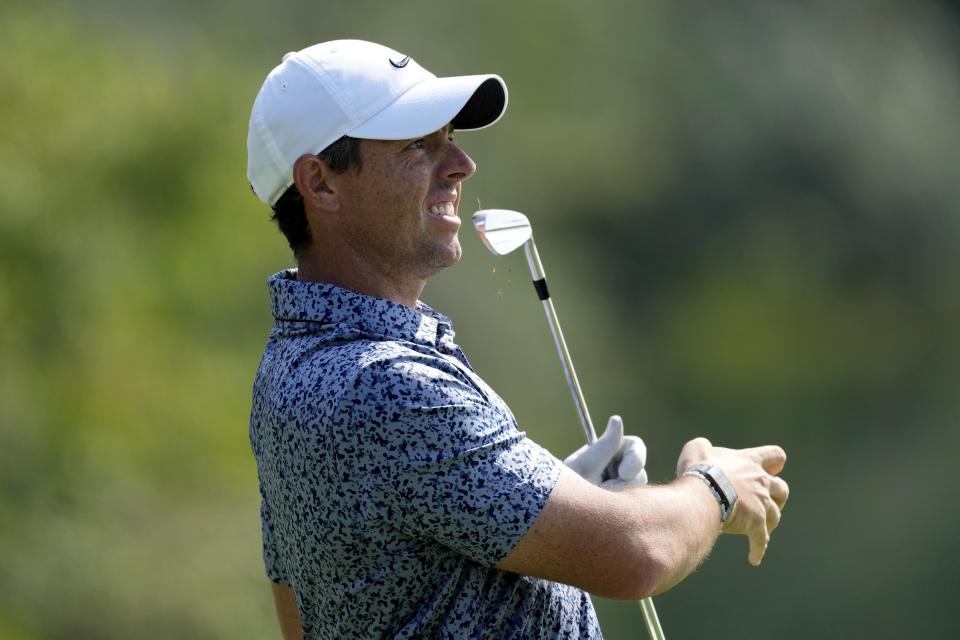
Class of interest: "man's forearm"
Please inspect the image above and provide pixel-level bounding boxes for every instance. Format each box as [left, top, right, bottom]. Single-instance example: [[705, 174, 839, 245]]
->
[[499, 467, 723, 601], [619, 476, 724, 597], [499, 441, 787, 603]]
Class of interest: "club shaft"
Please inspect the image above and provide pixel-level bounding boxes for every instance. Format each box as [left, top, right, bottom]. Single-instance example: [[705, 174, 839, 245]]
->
[[523, 239, 666, 640], [639, 597, 666, 640]]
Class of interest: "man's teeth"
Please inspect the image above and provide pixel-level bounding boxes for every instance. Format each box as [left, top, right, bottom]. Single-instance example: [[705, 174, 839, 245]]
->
[[428, 203, 456, 216]]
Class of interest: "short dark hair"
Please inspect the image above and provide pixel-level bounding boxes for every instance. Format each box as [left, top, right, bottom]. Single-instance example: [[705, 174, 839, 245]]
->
[[270, 135, 363, 254]]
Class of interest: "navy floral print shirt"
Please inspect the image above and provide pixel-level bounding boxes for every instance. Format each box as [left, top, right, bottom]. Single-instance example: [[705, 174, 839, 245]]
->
[[250, 270, 602, 639]]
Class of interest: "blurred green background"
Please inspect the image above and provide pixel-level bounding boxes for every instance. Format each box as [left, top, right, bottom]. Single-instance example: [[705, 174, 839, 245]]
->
[[2, 0, 959, 638]]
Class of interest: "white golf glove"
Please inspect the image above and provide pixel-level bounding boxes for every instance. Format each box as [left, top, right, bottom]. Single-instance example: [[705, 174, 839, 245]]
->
[[563, 415, 648, 490]]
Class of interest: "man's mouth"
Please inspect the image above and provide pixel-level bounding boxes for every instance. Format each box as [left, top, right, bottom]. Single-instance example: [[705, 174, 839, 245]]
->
[[426, 202, 457, 218]]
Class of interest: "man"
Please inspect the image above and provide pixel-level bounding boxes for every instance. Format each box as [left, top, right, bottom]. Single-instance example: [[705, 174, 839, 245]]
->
[[247, 40, 789, 639]]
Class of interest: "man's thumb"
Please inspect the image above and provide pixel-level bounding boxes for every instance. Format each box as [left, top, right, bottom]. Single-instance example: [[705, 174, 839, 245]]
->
[[577, 415, 623, 469]]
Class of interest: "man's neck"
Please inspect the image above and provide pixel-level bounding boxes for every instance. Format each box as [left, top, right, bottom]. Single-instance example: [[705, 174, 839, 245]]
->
[[295, 253, 425, 309]]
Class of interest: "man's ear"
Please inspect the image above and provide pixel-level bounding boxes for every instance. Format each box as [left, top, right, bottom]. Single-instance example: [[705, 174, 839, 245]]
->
[[292, 154, 340, 212]]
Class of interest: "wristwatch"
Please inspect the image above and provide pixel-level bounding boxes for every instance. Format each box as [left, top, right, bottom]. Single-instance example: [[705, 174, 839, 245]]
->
[[682, 464, 738, 523]]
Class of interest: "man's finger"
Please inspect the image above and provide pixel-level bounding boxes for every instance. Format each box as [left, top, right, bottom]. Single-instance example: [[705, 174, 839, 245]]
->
[[769, 476, 790, 510], [765, 498, 782, 534], [748, 525, 770, 566], [575, 415, 623, 469], [564, 416, 624, 483], [677, 437, 712, 477], [617, 436, 647, 480], [745, 445, 787, 475]]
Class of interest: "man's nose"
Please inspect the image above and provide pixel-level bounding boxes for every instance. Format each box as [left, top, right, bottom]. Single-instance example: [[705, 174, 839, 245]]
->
[[441, 144, 477, 182]]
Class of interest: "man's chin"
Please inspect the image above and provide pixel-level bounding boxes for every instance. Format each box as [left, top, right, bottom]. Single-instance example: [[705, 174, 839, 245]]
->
[[422, 241, 462, 275], [439, 246, 464, 269]]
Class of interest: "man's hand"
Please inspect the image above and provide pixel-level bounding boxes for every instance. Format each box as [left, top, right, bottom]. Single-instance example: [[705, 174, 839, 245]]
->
[[564, 415, 647, 490], [677, 438, 789, 566]]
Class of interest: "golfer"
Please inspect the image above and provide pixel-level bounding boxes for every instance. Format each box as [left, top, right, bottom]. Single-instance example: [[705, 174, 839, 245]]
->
[[247, 40, 789, 640]]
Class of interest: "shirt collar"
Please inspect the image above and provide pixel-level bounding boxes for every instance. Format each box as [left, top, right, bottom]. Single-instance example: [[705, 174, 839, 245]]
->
[[267, 270, 455, 349]]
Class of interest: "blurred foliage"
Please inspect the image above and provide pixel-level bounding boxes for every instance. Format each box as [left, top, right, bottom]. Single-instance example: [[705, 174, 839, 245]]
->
[[2, 0, 959, 638]]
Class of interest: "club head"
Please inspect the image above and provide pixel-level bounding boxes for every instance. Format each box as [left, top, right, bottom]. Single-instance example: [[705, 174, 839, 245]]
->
[[473, 209, 533, 256]]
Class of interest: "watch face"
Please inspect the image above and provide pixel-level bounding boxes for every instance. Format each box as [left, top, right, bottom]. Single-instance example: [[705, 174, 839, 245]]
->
[[683, 467, 728, 521], [706, 465, 738, 508], [685, 464, 737, 521]]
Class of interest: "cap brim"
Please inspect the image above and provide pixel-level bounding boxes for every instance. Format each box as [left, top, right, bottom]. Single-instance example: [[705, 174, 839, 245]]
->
[[347, 74, 507, 140]]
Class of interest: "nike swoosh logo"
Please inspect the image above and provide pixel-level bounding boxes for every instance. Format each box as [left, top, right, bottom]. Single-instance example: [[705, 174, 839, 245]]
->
[[389, 55, 411, 69]]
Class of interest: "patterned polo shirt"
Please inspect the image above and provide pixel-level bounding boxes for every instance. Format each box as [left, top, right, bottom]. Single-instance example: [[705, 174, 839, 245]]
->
[[249, 270, 602, 639]]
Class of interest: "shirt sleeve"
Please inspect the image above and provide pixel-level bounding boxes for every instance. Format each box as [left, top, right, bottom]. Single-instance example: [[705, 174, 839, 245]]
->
[[340, 356, 562, 567]]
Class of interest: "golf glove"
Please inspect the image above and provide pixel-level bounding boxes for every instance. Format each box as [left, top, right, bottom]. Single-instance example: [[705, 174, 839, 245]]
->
[[563, 415, 648, 490]]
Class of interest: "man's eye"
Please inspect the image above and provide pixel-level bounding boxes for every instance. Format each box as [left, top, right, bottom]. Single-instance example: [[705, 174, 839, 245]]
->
[[406, 139, 426, 150]]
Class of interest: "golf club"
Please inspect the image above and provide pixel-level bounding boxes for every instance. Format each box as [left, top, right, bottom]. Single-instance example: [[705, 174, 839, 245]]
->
[[473, 209, 667, 640]]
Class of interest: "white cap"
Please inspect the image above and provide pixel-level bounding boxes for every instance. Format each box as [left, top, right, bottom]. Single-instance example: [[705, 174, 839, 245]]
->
[[247, 39, 508, 206]]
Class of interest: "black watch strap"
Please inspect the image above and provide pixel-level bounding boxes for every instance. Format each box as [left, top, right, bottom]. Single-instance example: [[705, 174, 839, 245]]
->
[[683, 464, 738, 523]]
